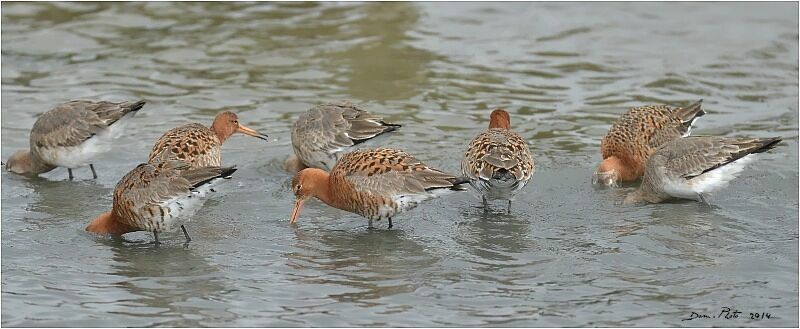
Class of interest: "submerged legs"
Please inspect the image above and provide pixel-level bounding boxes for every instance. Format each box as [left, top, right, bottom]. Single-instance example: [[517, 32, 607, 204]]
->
[[507, 200, 512, 214], [68, 168, 74, 180], [89, 164, 98, 179], [698, 193, 709, 205], [482, 196, 489, 212], [368, 219, 373, 229], [181, 225, 192, 243], [153, 231, 160, 245], [388, 218, 393, 229]]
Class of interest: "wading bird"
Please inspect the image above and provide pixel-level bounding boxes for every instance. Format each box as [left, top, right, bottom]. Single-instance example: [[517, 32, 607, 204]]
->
[[594, 100, 705, 186], [6, 99, 146, 179]]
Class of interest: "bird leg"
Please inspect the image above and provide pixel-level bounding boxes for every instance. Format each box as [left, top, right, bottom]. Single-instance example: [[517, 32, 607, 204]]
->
[[368, 219, 373, 229], [89, 164, 98, 179], [388, 218, 393, 229], [482, 196, 489, 212], [698, 193, 709, 205], [68, 168, 74, 180], [181, 225, 192, 243], [153, 231, 160, 245], [507, 200, 512, 214]]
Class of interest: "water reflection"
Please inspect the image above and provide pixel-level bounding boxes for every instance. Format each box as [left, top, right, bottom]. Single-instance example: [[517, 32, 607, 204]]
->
[[5, 174, 111, 225], [454, 206, 536, 265], [101, 238, 231, 326], [286, 227, 434, 306]]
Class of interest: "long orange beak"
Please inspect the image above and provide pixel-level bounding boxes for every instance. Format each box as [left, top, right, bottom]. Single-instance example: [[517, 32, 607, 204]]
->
[[290, 199, 304, 224], [237, 124, 269, 141]]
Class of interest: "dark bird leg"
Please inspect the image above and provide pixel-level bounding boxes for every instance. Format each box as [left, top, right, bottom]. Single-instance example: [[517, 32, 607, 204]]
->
[[388, 218, 393, 229], [68, 168, 74, 180], [698, 193, 709, 205], [482, 196, 489, 212], [507, 200, 512, 214], [368, 219, 373, 229], [181, 225, 192, 243], [153, 231, 160, 245], [89, 164, 98, 179]]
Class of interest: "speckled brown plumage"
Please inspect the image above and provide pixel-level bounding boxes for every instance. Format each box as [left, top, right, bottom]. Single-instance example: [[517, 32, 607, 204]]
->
[[596, 100, 705, 184], [624, 136, 781, 204], [461, 109, 534, 212], [149, 123, 223, 167], [290, 148, 468, 228], [6, 99, 145, 178], [86, 151, 237, 242], [291, 101, 401, 171], [147, 111, 267, 168]]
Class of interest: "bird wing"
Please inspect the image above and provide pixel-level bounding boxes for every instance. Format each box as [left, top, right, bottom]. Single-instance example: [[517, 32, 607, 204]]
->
[[293, 101, 399, 156], [147, 123, 220, 166], [462, 129, 533, 181], [601, 105, 685, 165], [333, 148, 463, 196], [112, 154, 236, 226], [29, 100, 144, 150], [656, 136, 781, 179]]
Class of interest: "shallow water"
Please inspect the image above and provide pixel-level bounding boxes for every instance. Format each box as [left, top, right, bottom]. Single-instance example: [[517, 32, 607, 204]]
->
[[1, 2, 798, 327]]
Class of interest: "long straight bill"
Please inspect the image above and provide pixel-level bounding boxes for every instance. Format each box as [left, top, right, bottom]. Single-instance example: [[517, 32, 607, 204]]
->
[[290, 199, 304, 223]]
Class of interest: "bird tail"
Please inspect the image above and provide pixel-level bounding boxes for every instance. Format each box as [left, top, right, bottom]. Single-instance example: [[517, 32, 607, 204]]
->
[[676, 99, 705, 126], [124, 100, 147, 113], [748, 137, 783, 154], [448, 176, 471, 191]]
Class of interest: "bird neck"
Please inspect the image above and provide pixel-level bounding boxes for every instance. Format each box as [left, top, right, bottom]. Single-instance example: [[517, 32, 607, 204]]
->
[[489, 114, 510, 129], [305, 169, 340, 208], [85, 211, 139, 235], [210, 121, 231, 144]]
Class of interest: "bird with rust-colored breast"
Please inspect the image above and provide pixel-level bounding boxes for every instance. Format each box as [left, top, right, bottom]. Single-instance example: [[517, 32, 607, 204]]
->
[[290, 148, 469, 229], [462, 108, 534, 213], [86, 150, 237, 244], [624, 136, 782, 204], [286, 101, 401, 173], [594, 100, 705, 186], [148, 111, 268, 168], [6, 99, 146, 179]]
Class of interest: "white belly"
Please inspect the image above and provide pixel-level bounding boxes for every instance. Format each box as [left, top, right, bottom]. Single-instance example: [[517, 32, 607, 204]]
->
[[152, 175, 228, 232], [663, 155, 755, 199], [37, 113, 134, 168]]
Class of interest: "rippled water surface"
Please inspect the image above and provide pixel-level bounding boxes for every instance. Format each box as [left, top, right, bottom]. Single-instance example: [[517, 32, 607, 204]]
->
[[2, 2, 798, 327]]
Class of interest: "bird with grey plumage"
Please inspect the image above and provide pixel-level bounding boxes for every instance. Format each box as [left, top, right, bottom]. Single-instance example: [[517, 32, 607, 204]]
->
[[623, 136, 782, 204], [85, 150, 238, 244], [5, 99, 146, 179], [286, 101, 402, 173], [594, 100, 705, 187], [461, 108, 534, 213]]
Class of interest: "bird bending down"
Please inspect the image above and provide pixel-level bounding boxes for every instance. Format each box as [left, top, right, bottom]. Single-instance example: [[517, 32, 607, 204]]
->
[[623, 136, 781, 204], [289, 148, 469, 229], [85, 151, 238, 244], [289, 101, 401, 172], [6, 99, 146, 179], [461, 108, 534, 213], [594, 100, 705, 186], [148, 111, 268, 168]]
